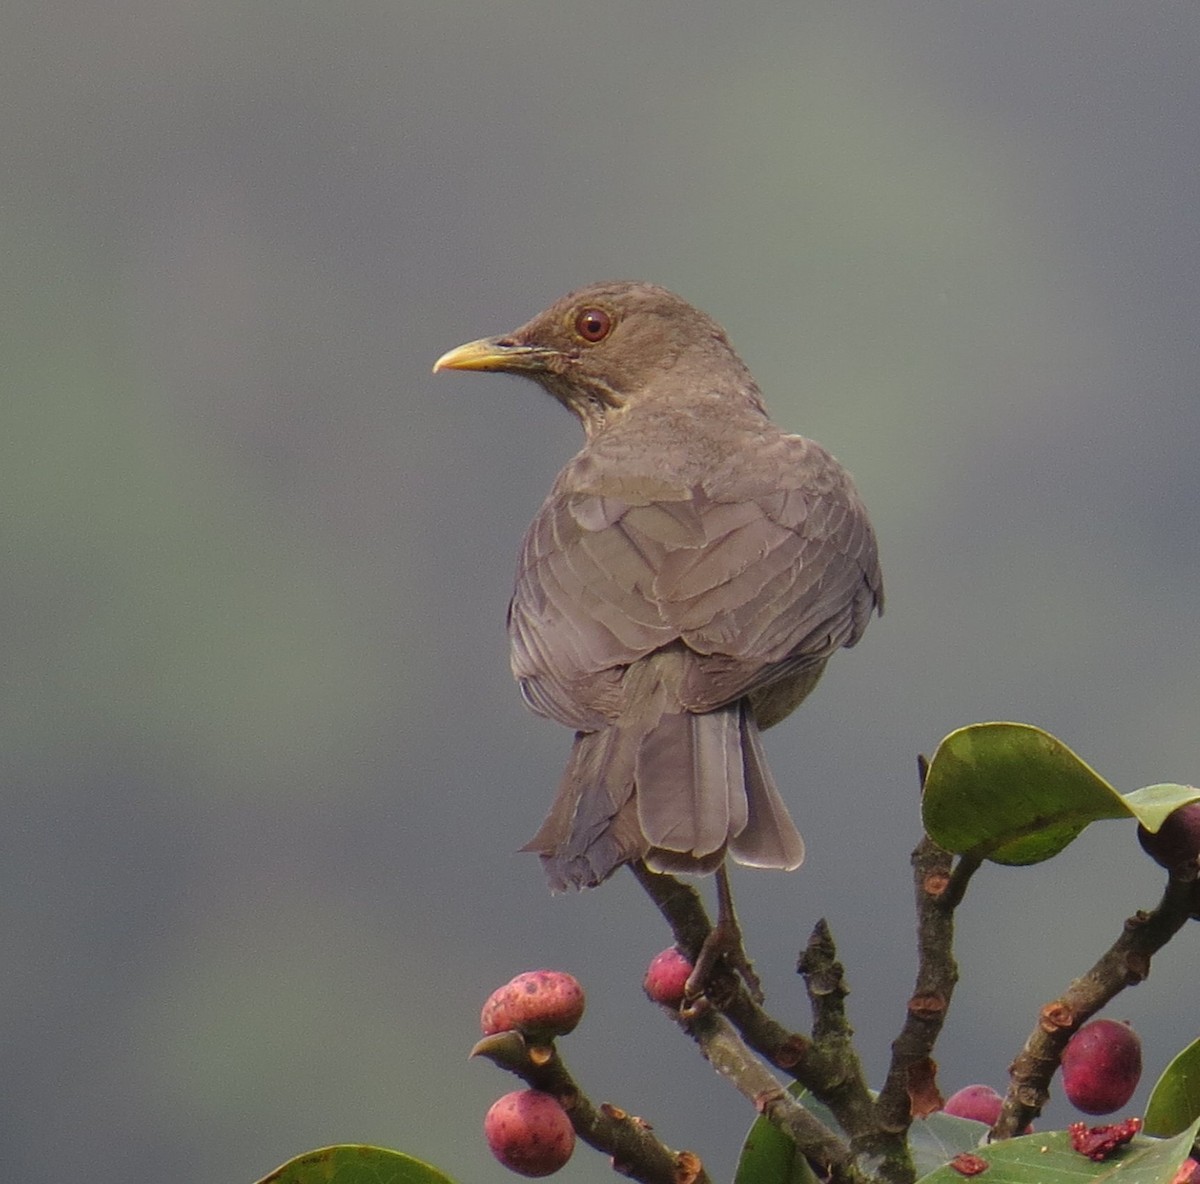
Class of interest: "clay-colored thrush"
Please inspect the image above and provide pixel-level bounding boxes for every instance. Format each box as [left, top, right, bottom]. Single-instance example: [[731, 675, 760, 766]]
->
[[435, 282, 882, 892]]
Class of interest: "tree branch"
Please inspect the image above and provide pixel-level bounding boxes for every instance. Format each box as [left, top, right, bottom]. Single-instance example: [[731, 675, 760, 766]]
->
[[472, 1030, 712, 1184], [798, 921, 912, 1184], [874, 834, 963, 1135], [631, 863, 908, 1183], [681, 1005, 868, 1184], [874, 754, 976, 1154], [630, 861, 812, 1071], [995, 873, 1197, 1138]]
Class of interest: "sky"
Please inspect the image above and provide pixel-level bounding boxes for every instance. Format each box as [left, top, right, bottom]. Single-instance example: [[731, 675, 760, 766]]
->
[[3, 4, 1199, 1183]]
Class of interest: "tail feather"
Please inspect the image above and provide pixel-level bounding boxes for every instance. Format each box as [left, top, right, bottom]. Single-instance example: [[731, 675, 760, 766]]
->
[[523, 657, 805, 889], [521, 725, 642, 890], [730, 706, 805, 870], [635, 704, 745, 860]]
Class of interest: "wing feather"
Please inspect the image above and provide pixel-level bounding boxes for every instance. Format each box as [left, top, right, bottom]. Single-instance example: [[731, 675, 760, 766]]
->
[[508, 429, 882, 727]]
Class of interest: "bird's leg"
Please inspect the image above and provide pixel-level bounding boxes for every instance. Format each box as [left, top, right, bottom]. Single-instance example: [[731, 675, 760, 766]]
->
[[685, 862, 763, 1003]]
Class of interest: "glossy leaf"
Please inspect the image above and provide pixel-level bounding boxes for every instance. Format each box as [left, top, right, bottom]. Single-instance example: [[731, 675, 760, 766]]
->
[[733, 1113, 818, 1184], [917, 1120, 1200, 1184], [1144, 1037, 1200, 1138], [255, 1145, 459, 1184], [1124, 786, 1200, 834], [733, 1086, 823, 1184], [922, 723, 1200, 864], [909, 1113, 1001, 1176], [735, 1089, 982, 1184]]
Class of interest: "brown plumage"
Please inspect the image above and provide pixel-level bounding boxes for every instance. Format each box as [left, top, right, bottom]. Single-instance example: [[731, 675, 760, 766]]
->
[[435, 282, 882, 891]]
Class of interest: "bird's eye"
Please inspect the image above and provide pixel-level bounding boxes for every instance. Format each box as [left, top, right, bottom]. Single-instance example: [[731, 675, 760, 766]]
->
[[574, 307, 613, 343]]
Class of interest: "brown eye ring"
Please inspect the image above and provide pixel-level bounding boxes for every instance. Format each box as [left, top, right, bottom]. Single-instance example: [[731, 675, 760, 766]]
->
[[574, 306, 613, 343]]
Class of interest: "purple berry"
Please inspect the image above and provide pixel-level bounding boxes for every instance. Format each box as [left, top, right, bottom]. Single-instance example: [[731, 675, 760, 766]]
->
[[1138, 801, 1200, 873], [485, 1090, 575, 1177], [643, 947, 693, 1008], [481, 970, 585, 1039], [1061, 1019, 1142, 1115], [1172, 1158, 1200, 1184], [943, 1084, 1004, 1125]]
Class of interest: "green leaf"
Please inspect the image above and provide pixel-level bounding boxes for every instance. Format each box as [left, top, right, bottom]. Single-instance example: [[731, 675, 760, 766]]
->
[[733, 1115, 819, 1184], [1124, 786, 1200, 834], [735, 1089, 983, 1183], [922, 725, 1200, 865], [916, 1120, 1200, 1184], [733, 1085, 822, 1184], [1145, 1037, 1200, 1137], [255, 1145, 459, 1184], [923, 723, 1127, 864], [910, 1113, 1000, 1176]]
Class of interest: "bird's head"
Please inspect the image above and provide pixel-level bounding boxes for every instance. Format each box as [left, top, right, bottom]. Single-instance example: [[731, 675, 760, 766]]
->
[[433, 281, 760, 432]]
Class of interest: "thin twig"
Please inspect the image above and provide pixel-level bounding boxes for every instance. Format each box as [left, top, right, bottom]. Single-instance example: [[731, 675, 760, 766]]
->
[[872, 757, 978, 1179], [995, 874, 1197, 1138], [681, 1006, 867, 1184], [798, 922, 912, 1184], [632, 863, 905, 1182], [874, 834, 960, 1134], [630, 861, 810, 1068], [472, 1031, 712, 1184], [941, 853, 982, 911], [629, 861, 713, 959]]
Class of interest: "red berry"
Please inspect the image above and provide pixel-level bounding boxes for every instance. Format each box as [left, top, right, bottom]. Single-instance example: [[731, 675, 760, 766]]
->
[[481, 971, 585, 1038], [484, 1089, 575, 1177], [1171, 1158, 1200, 1184], [1061, 1019, 1142, 1115], [942, 1085, 1033, 1133], [943, 1085, 1003, 1125], [480, 988, 512, 1036], [1138, 801, 1200, 872], [643, 947, 693, 1008]]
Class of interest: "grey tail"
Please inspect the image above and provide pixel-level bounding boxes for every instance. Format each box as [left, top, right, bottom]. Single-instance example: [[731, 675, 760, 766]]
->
[[520, 724, 642, 891], [523, 697, 803, 891]]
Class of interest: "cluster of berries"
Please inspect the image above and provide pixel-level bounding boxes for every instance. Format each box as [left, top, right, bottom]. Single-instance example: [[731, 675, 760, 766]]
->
[[480, 948, 695, 1176]]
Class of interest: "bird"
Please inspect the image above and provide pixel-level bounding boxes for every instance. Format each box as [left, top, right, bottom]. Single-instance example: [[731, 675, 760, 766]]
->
[[434, 282, 882, 898]]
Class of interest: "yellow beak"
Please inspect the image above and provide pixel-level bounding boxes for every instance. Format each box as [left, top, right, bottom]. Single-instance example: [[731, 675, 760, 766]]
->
[[432, 336, 551, 375]]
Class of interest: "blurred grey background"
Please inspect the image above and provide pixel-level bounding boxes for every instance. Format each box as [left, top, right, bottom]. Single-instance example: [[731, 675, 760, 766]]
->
[[3, 3, 1198, 1182]]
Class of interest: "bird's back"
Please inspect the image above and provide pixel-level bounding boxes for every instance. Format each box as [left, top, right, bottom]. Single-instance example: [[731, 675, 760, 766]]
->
[[509, 398, 881, 733]]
